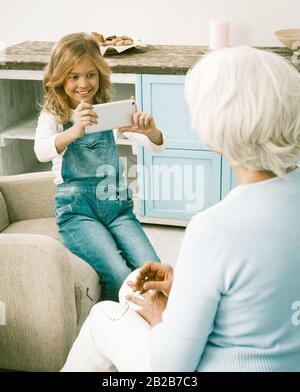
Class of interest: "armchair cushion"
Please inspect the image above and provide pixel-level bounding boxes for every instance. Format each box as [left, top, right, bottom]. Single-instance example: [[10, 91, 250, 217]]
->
[[3, 217, 60, 241], [0, 192, 9, 232], [0, 172, 56, 223]]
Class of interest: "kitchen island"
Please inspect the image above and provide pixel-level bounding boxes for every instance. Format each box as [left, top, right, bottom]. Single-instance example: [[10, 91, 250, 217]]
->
[[0, 42, 296, 225]]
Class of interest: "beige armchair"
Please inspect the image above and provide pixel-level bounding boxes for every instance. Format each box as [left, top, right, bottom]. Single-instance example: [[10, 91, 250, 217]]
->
[[0, 171, 101, 372]]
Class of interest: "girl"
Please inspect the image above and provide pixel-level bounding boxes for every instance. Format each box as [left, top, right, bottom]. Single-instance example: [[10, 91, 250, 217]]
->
[[34, 32, 163, 301]]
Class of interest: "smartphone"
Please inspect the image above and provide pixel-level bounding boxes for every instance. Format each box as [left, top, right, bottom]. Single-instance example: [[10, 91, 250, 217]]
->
[[85, 99, 136, 133]]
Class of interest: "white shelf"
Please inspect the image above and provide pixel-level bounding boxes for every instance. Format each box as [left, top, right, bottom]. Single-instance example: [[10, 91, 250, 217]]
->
[[0, 114, 37, 147], [0, 69, 44, 80], [116, 134, 133, 146], [24, 161, 52, 173], [0, 69, 137, 83], [0, 113, 133, 147], [110, 73, 137, 84]]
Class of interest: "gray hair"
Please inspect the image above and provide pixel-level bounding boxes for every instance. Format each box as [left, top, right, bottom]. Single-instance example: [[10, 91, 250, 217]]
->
[[185, 46, 300, 177]]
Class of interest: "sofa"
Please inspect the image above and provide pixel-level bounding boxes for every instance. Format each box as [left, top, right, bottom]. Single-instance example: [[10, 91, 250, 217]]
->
[[0, 171, 101, 372]]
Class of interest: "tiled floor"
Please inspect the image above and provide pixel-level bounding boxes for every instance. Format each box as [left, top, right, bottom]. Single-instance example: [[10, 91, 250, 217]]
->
[[141, 224, 186, 267]]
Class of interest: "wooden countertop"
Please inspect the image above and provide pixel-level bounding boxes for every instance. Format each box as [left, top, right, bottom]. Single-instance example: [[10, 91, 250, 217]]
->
[[0, 41, 297, 75]]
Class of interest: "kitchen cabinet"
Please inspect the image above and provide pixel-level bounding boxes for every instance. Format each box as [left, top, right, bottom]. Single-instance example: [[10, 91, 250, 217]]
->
[[137, 74, 222, 221], [139, 147, 221, 220], [0, 78, 46, 174], [141, 75, 204, 149], [0, 77, 137, 167]]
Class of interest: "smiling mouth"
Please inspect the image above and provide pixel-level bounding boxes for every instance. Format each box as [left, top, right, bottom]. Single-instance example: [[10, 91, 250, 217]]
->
[[75, 90, 91, 96]]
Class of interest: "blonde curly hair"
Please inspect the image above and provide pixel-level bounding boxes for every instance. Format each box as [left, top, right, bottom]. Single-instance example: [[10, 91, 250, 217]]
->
[[42, 32, 111, 124]]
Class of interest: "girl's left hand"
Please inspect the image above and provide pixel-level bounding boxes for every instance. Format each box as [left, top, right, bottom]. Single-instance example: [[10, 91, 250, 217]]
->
[[126, 290, 168, 327], [117, 97, 163, 144], [118, 111, 159, 137]]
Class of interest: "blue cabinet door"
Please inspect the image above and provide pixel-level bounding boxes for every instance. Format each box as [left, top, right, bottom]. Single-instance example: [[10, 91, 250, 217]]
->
[[141, 75, 207, 150], [139, 148, 221, 220]]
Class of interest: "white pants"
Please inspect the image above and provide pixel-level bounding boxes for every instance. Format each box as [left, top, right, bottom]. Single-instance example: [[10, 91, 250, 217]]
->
[[61, 301, 151, 372]]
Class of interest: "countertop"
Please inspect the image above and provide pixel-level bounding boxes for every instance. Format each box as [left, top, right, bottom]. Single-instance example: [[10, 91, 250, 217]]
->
[[0, 41, 297, 75]]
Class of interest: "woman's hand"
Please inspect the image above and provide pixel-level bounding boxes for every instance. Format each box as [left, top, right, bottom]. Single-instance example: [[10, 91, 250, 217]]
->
[[117, 97, 163, 145], [72, 101, 98, 137], [129, 262, 174, 295], [126, 290, 168, 326]]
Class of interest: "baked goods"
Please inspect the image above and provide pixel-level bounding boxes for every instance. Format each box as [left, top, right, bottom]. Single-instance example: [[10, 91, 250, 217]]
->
[[91, 32, 134, 47], [91, 32, 146, 55]]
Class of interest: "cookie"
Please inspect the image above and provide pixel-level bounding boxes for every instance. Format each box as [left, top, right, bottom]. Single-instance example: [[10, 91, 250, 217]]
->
[[92, 33, 134, 48]]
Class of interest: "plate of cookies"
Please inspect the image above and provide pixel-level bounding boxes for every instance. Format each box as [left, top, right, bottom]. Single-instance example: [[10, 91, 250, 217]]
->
[[91, 32, 147, 55]]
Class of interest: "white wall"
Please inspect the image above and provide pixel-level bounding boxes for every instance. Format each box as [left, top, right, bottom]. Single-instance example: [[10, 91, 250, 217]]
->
[[0, 0, 300, 48]]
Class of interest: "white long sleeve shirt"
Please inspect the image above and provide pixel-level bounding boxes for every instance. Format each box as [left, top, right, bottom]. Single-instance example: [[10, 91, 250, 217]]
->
[[34, 110, 165, 184]]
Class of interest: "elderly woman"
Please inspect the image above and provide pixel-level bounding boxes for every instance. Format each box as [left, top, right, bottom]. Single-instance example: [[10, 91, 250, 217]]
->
[[61, 46, 300, 372]]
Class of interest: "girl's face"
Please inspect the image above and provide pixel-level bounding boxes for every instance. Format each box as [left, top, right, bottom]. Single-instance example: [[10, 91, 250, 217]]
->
[[63, 54, 100, 109]]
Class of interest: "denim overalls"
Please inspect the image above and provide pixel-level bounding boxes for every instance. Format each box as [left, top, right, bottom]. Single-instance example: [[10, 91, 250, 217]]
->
[[55, 122, 160, 301]]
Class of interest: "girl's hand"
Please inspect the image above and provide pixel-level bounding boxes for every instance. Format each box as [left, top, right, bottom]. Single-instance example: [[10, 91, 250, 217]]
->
[[118, 111, 161, 137], [126, 290, 168, 327], [72, 101, 98, 137], [117, 97, 163, 145]]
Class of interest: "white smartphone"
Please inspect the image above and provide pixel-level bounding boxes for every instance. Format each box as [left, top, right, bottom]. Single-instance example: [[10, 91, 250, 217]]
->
[[85, 99, 136, 133]]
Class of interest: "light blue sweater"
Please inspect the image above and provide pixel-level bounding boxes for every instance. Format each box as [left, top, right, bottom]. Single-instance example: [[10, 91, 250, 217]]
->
[[150, 167, 300, 372]]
